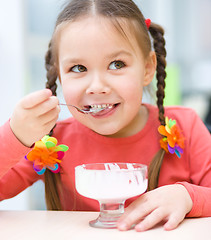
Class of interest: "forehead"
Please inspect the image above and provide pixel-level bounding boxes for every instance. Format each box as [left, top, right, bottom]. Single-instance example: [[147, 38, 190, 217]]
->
[[55, 16, 144, 58]]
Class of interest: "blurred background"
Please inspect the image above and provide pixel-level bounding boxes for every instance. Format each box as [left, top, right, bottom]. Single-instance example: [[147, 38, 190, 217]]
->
[[0, 0, 210, 210]]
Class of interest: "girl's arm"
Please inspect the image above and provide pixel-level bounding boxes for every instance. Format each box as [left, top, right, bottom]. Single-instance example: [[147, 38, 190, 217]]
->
[[0, 89, 60, 200], [0, 89, 59, 177], [0, 120, 41, 200], [178, 108, 211, 217], [0, 120, 31, 179], [10, 89, 60, 147], [178, 182, 211, 217]]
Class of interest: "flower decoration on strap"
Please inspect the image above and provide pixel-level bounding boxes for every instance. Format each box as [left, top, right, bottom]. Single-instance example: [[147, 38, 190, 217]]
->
[[25, 135, 69, 175], [158, 117, 185, 158]]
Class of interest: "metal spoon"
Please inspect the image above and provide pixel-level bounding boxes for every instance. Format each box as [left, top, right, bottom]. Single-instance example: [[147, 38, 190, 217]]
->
[[59, 103, 106, 114]]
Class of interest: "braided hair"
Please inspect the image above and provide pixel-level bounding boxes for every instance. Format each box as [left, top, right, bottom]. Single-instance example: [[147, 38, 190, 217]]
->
[[44, 0, 167, 209], [147, 23, 167, 190], [45, 42, 62, 210]]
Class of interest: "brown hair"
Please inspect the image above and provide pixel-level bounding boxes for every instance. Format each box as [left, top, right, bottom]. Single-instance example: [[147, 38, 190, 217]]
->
[[44, 0, 167, 210]]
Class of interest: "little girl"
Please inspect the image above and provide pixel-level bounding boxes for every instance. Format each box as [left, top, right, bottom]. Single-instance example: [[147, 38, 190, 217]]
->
[[0, 0, 211, 232]]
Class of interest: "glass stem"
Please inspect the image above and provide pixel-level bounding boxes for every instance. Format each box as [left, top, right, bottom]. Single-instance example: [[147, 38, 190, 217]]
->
[[98, 201, 125, 222]]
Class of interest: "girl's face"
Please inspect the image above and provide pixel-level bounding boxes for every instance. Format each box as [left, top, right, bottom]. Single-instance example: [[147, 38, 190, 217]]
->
[[58, 16, 156, 137]]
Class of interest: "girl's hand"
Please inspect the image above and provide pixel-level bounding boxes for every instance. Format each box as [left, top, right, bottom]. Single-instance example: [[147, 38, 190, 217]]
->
[[117, 184, 193, 232], [10, 89, 60, 147]]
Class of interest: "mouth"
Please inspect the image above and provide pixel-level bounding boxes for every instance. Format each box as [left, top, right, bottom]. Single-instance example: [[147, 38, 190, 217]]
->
[[83, 103, 120, 114]]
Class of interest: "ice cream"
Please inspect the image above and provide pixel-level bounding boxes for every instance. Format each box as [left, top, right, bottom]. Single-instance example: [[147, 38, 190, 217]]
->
[[75, 163, 147, 203]]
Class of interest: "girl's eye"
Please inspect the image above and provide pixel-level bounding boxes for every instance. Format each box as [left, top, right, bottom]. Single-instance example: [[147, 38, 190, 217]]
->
[[71, 65, 87, 73], [109, 60, 125, 70]]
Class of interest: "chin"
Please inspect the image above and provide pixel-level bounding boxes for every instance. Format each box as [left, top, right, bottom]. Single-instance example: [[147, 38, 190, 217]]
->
[[93, 129, 117, 136], [82, 120, 125, 137], [91, 124, 118, 137], [91, 127, 123, 138]]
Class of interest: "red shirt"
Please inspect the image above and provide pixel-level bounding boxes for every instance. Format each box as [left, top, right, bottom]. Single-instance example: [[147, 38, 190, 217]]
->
[[0, 104, 211, 217]]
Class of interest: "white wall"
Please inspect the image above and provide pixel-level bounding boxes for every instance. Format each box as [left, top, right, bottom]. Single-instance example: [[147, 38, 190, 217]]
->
[[0, 0, 25, 125], [0, 0, 65, 211], [0, 0, 31, 210]]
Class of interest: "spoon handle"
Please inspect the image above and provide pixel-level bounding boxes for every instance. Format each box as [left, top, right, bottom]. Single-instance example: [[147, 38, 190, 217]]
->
[[59, 103, 85, 113], [59, 103, 106, 114]]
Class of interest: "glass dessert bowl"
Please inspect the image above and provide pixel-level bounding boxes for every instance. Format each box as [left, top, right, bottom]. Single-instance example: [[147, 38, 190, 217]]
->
[[75, 163, 148, 228]]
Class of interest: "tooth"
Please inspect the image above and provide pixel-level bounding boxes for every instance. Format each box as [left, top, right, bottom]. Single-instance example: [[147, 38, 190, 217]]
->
[[90, 104, 114, 109]]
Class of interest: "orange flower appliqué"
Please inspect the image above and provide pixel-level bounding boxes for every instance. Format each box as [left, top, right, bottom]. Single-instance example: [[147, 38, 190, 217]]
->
[[158, 117, 185, 158], [25, 135, 69, 175]]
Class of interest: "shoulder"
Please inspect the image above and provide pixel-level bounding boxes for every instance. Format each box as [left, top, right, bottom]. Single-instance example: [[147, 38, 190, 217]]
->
[[146, 104, 198, 124], [164, 105, 198, 121], [164, 105, 204, 130], [164, 105, 210, 138], [146, 104, 208, 135]]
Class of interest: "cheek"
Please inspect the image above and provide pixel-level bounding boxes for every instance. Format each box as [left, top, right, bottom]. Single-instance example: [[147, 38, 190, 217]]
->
[[126, 88, 143, 108], [118, 77, 144, 102], [61, 82, 79, 105]]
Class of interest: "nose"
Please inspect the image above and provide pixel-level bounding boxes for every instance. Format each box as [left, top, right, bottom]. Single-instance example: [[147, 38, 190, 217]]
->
[[86, 73, 111, 95]]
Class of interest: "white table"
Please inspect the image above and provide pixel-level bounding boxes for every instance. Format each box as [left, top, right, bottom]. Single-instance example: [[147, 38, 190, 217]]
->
[[0, 211, 210, 240]]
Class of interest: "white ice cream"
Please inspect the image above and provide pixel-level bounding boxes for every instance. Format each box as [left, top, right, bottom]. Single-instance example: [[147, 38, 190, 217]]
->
[[75, 164, 148, 203]]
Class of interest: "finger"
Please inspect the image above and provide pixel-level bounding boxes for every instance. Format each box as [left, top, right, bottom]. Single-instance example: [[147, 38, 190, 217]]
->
[[119, 194, 149, 220], [39, 106, 60, 125], [34, 96, 60, 117], [135, 207, 168, 232], [31, 116, 59, 144], [164, 213, 184, 231], [20, 89, 52, 109], [117, 201, 154, 231], [43, 115, 59, 134]]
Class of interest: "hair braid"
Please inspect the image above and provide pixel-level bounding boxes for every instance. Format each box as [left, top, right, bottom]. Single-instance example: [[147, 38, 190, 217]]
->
[[149, 23, 166, 125], [45, 41, 58, 96], [44, 41, 62, 210], [147, 22, 167, 191], [45, 41, 58, 136]]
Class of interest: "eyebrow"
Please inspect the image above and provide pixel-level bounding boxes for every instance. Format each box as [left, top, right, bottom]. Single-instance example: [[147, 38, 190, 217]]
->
[[61, 58, 82, 66], [61, 50, 133, 65], [106, 50, 133, 59]]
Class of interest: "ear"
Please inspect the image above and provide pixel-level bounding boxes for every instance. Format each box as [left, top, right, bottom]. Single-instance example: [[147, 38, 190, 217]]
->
[[143, 51, 157, 86]]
